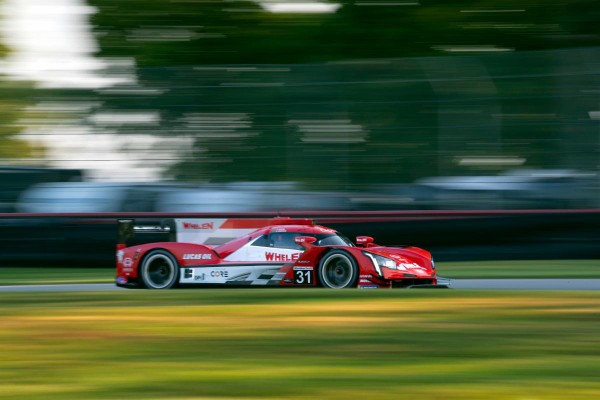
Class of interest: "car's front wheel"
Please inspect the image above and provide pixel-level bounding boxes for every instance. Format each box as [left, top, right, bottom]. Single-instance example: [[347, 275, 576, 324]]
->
[[318, 250, 358, 289], [140, 250, 179, 289]]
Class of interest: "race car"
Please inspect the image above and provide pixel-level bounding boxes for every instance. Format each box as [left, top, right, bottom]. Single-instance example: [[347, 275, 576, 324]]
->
[[116, 217, 441, 289]]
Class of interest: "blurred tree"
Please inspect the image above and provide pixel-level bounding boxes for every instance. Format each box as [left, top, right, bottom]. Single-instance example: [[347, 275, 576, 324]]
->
[[89, 0, 600, 66], [0, 1, 40, 161], [86, 0, 600, 186], [0, 96, 39, 159]]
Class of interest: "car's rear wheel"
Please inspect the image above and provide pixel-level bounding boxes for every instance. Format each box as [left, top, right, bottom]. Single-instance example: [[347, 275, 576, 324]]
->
[[140, 250, 179, 289], [318, 250, 358, 289]]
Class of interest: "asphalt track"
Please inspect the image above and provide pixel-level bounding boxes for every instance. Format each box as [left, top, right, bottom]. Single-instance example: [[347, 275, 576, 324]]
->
[[1, 279, 600, 292]]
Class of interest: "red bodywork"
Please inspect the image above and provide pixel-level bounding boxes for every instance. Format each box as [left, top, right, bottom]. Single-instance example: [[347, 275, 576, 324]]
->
[[116, 219, 437, 289]]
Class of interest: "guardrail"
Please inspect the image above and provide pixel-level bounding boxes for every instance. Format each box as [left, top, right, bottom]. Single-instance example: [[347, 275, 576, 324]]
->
[[1, 209, 599, 267]]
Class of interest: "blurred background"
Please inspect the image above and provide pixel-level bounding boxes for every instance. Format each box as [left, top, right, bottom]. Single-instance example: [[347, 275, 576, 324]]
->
[[0, 0, 599, 212], [2, 6, 599, 399]]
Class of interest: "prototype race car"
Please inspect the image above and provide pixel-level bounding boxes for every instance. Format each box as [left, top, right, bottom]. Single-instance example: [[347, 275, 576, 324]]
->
[[116, 217, 441, 289]]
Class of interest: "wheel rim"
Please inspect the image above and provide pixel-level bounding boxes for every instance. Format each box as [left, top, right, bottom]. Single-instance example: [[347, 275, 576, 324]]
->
[[322, 254, 354, 288], [144, 254, 175, 288]]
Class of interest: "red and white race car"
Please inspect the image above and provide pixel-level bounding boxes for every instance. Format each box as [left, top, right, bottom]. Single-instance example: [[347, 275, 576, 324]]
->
[[116, 217, 441, 289]]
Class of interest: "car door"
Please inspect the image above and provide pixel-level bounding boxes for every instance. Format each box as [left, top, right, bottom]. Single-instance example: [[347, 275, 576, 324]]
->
[[239, 231, 305, 262]]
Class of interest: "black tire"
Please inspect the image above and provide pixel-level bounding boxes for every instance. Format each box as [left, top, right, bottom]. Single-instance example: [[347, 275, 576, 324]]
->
[[139, 249, 179, 289], [318, 250, 359, 289]]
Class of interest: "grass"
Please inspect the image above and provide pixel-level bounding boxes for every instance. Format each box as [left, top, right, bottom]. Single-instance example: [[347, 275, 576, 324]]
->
[[0, 268, 114, 285], [0, 290, 599, 399], [436, 259, 600, 279], [1, 260, 599, 286]]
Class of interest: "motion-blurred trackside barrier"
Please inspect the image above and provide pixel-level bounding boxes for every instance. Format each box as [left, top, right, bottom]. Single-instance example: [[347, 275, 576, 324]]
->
[[0, 209, 598, 267]]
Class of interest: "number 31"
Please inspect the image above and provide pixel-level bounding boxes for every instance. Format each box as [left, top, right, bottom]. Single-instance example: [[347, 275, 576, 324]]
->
[[294, 270, 312, 284]]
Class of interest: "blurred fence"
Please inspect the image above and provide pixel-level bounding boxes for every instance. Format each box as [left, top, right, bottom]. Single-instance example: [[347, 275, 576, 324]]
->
[[1, 210, 598, 268], [113, 47, 600, 186], [12, 47, 600, 189]]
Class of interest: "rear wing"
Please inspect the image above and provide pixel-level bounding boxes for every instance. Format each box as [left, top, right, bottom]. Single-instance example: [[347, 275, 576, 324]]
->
[[117, 219, 175, 249], [117, 217, 313, 248]]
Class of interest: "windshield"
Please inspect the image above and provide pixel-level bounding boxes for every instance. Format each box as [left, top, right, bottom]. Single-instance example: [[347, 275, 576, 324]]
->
[[315, 233, 354, 247]]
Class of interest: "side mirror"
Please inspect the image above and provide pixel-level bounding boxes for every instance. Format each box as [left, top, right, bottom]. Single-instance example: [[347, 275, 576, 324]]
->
[[356, 236, 374, 247], [295, 236, 317, 248]]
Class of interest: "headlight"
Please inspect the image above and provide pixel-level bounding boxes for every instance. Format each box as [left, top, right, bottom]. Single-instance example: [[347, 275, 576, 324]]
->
[[363, 252, 398, 276], [431, 258, 435, 270], [372, 254, 396, 269]]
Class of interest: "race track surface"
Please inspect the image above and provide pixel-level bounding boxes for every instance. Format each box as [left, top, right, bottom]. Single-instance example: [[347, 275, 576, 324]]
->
[[450, 279, 600, 290], [1, 279, 600, 292]]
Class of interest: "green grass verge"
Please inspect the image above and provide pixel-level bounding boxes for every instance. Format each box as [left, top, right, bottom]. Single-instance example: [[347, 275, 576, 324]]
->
[[0, 290, 599, 399], [0, 268, 114, 285], [436, 259, 600, 279]]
